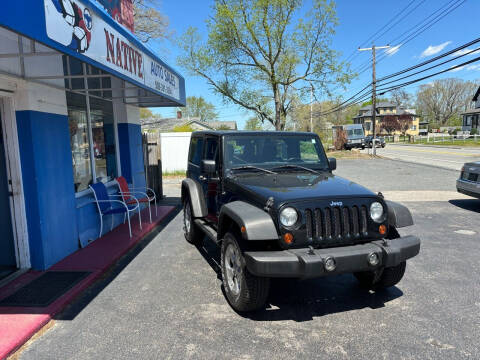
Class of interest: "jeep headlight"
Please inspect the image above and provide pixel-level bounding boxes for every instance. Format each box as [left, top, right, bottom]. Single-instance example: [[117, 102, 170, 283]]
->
[[370, 202, 384, 223], [280, 207, 298, 227]]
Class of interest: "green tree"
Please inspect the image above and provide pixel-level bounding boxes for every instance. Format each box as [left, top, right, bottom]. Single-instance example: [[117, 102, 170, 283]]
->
[[244, 117, 263, 130], [172, 124, 194, 132], [178, 96, 218, 121], [178, 0, 353, 130], [139, 108, 154, 119]]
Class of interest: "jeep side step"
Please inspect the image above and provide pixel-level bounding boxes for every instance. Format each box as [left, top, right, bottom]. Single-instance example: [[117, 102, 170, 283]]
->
[[194, 218, 219, 244]]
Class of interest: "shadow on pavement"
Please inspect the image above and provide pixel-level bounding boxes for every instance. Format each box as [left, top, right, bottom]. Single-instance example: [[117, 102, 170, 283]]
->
[[196, 237, 403, 322], [449, 199, 480, 213], [55, 198, 181, 321]]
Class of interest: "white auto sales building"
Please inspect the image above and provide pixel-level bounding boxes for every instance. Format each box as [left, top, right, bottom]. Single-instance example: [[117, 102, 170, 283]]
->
[[0, 0, 185, 275]]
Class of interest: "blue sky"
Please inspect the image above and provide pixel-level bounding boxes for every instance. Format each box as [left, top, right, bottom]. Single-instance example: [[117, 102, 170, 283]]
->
[[150, 0, 480, 129]]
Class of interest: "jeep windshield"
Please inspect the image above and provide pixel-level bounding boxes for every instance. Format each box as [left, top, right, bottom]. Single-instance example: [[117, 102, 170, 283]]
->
[[224, 134, 329, 172]]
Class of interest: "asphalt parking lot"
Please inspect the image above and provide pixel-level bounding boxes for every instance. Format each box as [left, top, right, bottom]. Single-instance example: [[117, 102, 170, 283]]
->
[[17, 159, 480, 360]]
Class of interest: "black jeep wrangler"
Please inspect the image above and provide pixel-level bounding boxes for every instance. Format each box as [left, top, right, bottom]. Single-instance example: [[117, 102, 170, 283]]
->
[[182, 131, 420, 312]]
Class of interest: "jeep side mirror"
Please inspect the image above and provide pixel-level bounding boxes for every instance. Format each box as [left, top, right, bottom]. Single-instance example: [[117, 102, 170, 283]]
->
[[328, 157, 337, 171], [201, 159, 216, 175]]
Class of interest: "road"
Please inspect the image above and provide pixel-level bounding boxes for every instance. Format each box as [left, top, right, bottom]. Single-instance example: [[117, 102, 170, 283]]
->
[[363, 143, 480, 171], [16, 159, 480, 360]]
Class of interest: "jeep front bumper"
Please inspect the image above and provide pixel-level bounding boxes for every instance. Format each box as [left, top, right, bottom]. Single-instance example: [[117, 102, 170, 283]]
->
[[244, 236, 420, 278]]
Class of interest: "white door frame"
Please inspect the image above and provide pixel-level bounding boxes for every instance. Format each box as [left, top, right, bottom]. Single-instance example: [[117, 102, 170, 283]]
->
[[0, 96, 30, 269]]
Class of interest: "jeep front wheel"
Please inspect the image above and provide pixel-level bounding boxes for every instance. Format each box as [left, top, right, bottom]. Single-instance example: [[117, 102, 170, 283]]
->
[[183, 198, 203, 245], [221, 232, 270, 312], [354, 261, 406, 290]]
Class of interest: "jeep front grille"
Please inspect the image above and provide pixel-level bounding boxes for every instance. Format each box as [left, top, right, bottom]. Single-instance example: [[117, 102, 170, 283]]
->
[[304, 205, 368, 243]]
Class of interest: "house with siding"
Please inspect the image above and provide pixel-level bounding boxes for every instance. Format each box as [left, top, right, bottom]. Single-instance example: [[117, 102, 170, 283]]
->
[[353, 102, 420, 136], [461, 86, 480, 132]]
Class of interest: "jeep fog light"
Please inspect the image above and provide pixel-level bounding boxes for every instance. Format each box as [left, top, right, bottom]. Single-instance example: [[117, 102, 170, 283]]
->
[[324, 257, 336, 272], [280, 207, 298, 227], [370, 202, 384, 223], [367, 252, 379, 266]]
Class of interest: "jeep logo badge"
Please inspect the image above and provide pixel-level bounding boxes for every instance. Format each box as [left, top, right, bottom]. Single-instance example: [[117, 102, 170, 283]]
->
[[330, 201, 343, 207]]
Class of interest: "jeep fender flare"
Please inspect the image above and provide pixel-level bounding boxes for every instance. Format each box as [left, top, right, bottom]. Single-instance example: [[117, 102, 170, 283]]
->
[[218, 201, 279, 241], [181, 179, 207, 218], [386, 200, 414, 228]]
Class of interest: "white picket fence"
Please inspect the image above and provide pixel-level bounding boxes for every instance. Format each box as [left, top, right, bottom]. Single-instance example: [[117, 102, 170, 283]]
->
[[383, 134, 479, 144]]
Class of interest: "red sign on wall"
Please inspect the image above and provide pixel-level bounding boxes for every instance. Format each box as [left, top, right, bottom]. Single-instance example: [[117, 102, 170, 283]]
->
[[97, 0, 134, 33]]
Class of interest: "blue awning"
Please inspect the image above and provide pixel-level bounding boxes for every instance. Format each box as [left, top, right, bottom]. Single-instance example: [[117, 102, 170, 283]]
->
[[0, 0, 185, 107]]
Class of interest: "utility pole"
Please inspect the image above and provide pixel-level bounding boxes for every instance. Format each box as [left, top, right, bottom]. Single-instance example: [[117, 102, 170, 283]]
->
[[358, 44, 389, 156], [310, 84, 314, 132]]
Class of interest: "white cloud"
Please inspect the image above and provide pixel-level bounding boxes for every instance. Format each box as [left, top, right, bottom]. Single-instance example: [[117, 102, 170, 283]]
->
[[450, 47, 480, 57], [385, 45, 401, 56], [466, 64, 480, 71], [449, 65, 464, 72], [420, 41, 452, 58], [449, 64, 480, 72]]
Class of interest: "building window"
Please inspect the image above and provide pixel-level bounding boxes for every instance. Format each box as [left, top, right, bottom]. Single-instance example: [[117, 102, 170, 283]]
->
[[68, 92, 92, 192], [67, 92, 117, 192], [89, 97, 117, 183], [365, 122, 372, 131], [188, 137, 204, 166], [64, 56, 118, 193], [411, 125, 417, 130]]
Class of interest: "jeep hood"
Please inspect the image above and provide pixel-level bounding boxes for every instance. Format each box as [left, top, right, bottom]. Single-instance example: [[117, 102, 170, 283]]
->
[[227, 172, 376, 205]]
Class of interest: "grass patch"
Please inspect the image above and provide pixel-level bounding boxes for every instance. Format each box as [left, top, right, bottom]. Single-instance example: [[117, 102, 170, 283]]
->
[[163, 170, 186, 177], [326, 150, 373, 159], [385, 136, 480, 147]]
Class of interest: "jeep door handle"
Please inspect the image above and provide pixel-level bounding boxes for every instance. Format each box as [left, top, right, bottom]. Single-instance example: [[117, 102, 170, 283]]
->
[[199, 175, 206, 181]]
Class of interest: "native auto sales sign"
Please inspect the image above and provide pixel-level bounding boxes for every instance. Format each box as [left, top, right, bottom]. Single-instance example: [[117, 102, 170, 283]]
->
[[44, 0, 180, 101]]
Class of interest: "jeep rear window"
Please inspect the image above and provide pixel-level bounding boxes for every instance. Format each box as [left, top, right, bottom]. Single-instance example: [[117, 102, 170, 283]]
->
[[224, 135, 328, 170], [188, 137, 204, 166]]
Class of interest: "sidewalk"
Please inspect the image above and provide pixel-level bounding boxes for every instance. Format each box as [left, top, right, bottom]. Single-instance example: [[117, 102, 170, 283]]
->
[[0, 205, 176, 360]]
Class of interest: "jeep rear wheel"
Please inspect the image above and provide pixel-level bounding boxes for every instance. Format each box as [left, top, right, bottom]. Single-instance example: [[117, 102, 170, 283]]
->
[[221, 232, 270, 312], [183, 198, 203, 245], [354, 261, 406, 290]]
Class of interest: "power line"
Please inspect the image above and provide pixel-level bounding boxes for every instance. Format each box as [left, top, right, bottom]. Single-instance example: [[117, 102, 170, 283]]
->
[[377, 55, 480, 94], [379, 46, 480, 87], [343, 0, 421, 64], [353, 0, 466, 78], [378, 37, 480, 82], [314, 40, 480, 118], [365, 0, 426, 48], [374, 0, 466, 68]]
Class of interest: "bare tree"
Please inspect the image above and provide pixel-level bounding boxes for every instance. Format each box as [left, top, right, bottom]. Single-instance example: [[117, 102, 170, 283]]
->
[[415, 78, 478, 126], [390, 88, 412, 107], [133, 0, 170, 43]]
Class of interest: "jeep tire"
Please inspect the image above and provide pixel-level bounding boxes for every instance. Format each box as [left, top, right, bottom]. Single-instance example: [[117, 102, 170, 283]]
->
[[221, 232, 270, 312], [354, 261, 406, 290], [183, 198, 203, 245]]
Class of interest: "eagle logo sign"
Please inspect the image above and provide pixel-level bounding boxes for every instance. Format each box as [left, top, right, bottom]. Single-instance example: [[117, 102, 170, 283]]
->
[[50, 0, 93, 53]]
